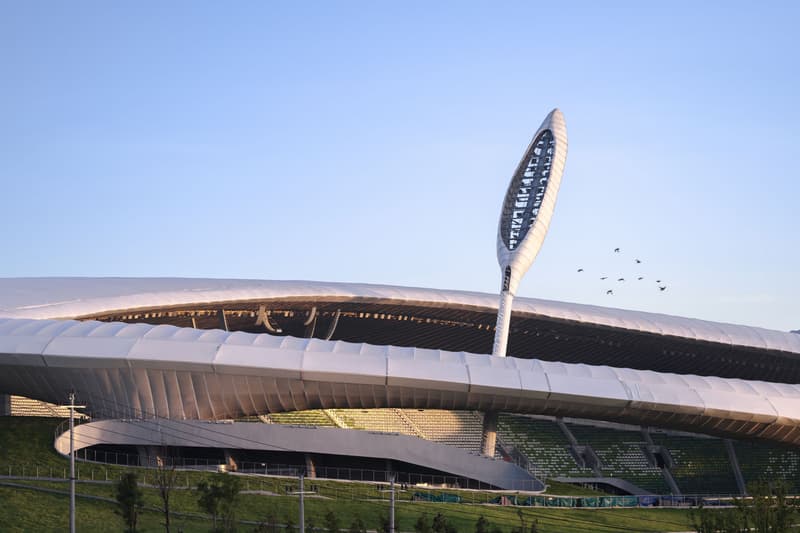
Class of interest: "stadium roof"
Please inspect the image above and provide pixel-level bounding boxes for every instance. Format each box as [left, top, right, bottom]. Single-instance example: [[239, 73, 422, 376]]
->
[[2, 277, 800, 445], [1, 278, 797, 353], [1, 278, 799, 384], [2, 314, 800, 445]]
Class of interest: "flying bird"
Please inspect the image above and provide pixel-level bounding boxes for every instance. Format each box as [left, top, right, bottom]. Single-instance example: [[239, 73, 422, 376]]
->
[[614, 248, 620, 253], [637, 276, 644, 280], [635, 259, 642, 264], [600, 276, 608, 280], [606, 289, 613, 295], [577, 268, 584, 272], [656, 279, 662, 283], [659, 286, 667, 291], [617, 278, 625, 282]]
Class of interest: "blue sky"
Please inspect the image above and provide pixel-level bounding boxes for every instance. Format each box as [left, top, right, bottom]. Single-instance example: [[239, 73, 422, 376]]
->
[[1, 2, 798, 331]]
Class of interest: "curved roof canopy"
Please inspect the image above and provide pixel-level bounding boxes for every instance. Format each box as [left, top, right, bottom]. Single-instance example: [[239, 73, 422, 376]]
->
[[1, 278, 799, 384], [2, 315, 800, 446], [1, 278, 800, 444], [0, 278, 796, 353]]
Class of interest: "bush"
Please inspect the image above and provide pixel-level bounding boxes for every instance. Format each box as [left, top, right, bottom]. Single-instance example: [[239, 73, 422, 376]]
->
[[115, 472, 144, 533], [324, 510, 340, 532]]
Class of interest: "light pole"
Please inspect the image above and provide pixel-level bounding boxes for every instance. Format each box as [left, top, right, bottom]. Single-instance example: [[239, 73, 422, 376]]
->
[[389, 473, 395, 533], [299, 470, 305, 533], [482, 108, 568, 457], [65, 391, 86, 533]]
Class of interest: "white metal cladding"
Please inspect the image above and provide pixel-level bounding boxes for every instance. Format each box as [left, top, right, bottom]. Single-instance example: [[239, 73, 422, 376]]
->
[[3, 317, 800, 445], [496, 109, 568, 295], [54, 420, 543, 491], [0, 278, 797, 355]]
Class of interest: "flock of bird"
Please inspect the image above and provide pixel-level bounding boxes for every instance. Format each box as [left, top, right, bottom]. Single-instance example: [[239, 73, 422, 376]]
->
[[577, 247, 667, 296]]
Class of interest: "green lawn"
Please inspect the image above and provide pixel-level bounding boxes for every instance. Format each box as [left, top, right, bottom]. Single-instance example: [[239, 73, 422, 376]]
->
[[0, 417, 697, 532], [0, 482, 696, 532]]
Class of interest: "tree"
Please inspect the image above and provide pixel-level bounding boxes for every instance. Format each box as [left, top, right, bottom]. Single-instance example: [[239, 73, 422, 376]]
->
[[475, 515, 498, 533], [414, 515, 431, 533], [691, 502, 746, 533], [197, 474, 242, 532], [348, 516, 366, 533], [219, 475, 242, 532], [691, 480, 799, 533], [115, 471, 144, 533], [197, 479, 223, 531], [745, 480, 797, 533], [431, 512, 456, 533], [155, 455, 180, 533], [324, 510, 340, 532]]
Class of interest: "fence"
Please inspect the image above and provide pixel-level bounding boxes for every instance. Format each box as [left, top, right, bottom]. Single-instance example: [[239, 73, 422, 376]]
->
[[45, 442, 544, 491], [0, 459, 748, 509]]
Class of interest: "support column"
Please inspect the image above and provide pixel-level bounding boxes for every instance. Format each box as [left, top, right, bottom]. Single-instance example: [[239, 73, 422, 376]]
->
[[483, 280, 513, 457], [725, 439, 747, 496], [492, 288, 514, 357], [481, 411, 498, 458], [304, 454, 316, 478], [0, 394, 10, 416]]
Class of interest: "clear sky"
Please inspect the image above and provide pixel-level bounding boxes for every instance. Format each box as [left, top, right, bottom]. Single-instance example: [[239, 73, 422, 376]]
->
[[1, 2, 798, 332]]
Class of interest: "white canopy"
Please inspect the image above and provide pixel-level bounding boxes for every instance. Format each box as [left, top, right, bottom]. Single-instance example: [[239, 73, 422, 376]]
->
[[0, 277, 797, 355]]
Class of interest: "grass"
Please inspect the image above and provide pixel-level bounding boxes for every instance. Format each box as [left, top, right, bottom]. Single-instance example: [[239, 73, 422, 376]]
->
[[0, 481, 697, 532], [0, 417, 697, 532]]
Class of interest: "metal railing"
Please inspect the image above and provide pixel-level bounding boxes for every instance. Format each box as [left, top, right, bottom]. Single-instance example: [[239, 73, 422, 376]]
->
[[0, 462, 753, 509]]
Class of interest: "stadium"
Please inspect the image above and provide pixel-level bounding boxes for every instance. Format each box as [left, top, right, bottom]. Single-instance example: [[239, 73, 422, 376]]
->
[[2, 109, 800, 499]]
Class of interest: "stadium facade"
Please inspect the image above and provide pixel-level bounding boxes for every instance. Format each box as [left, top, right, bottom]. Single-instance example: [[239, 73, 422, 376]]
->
[[2, 109, 799, 493], [2, 278, 800, 481], [1, 278, 799, 434]]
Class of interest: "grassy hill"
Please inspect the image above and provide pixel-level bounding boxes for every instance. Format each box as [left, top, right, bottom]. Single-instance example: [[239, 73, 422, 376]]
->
[[0, 417, 696, 532]]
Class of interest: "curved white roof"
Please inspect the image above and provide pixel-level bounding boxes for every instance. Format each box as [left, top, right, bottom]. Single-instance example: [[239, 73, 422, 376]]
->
[[0, 277, 798, 355], [2, 316, 800, 445]]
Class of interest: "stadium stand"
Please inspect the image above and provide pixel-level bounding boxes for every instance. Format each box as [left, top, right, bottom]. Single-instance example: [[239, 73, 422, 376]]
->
[[10, 395, 80, 418], [265, 410, 336, 427], [30, 393, 796, 497], [329, 409, 419, 436], [497, 414, 594, 478], [566, 422, 669, 494], [402, 410, 483, 452], [733, 440, 800, 491], [650, 432, 739, 495]]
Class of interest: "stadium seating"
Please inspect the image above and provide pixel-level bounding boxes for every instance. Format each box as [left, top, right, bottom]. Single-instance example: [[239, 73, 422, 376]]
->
[[733, 440, 800, 491], [328, 408, 418, 435], [566, 422, 669, 493], [10, 395, 77, 418], [497, 414, 593, 478], [47, 397, 798, 496], [217, 408, 800, 496], [402, 409, 483, 451], [650, 433, 739, 495], [266, 409, 336, 427]]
